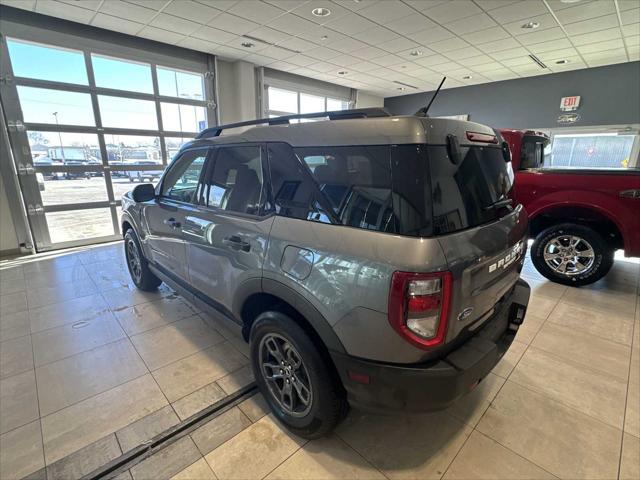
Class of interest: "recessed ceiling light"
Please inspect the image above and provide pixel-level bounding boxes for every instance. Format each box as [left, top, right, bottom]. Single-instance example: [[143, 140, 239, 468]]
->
[[560, 0, 581, 3], [312, 7, 331, 17], [555, 59, 570, 64], [241, 42, 255, 48], [409, 49, 423, 56], [397, 87, 405, 91], [522, 21, 540, 29], [320, 35, 328, 41], [337, 70, 348, 75], [462, 75, 473, 79]]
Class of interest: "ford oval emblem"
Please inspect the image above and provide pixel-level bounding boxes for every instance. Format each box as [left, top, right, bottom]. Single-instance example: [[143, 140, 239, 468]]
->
[[458, 307, 474, 322]]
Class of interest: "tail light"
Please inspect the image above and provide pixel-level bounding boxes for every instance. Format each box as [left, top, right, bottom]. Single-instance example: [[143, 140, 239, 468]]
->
[[388, 271, 452, 349]]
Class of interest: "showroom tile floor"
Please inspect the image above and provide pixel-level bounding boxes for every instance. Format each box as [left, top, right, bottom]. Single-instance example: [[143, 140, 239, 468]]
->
[[1, 242, 638, 480]]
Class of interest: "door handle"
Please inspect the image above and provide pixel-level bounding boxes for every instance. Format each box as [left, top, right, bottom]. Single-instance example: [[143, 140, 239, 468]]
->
[[223, 235, 251, 252], [163, 217, 181, 229]]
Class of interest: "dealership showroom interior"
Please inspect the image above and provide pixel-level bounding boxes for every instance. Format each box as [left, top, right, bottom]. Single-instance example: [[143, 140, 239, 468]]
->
[[1, 0, 640, 479]]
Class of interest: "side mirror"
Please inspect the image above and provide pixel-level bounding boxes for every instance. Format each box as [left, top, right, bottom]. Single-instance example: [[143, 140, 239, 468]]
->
[[502, 141, 512, 163], [446, 134, 461, 165], [132, 183, 156, 202]]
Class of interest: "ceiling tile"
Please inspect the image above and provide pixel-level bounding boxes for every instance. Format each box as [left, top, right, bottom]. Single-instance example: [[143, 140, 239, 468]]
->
[[618, 0, 640, 11], [391, 61, 426, 73], [472, 61, 510, 73], [488, 0, 547, 24], [582, 48, 628, 67], [285, 54, 316, 66], [207, 44, 248, 60], [475, 0, 520, 11], [535, 47, 579, 62], [288, 0, 351, 25], [268, 13, 319, 35], [517, 27, 567, 45], [456, 54, 495, 67], [200, 1, 239, 11], [351, 61, 383, 72], [375, 36, 419, 53], [371, 54, 404, 66], [489, 46, 531, 60], [622, 9, 640, 26], [126, 0, 169, 9], [258, 45, 298, 60], [226, 1, 285, 23], [358, 1, 416, 23], [92, 13, 143, 35], [351, 45, 389, 60], [444, 46, 484, 59], [138, 26, 185, 45], [294, 24, 346, 43], [99, 0, 157, 23], [476, 36, 521, 53], [177, 37, 223, 53], [554, 0, 616, 25], [285, 36, 318, 52], [395, 47, 437, 59], [462, 26, 511, 44], [527, 37, 573, 53], [482, 69, 519, 81], [414, 53, 452, 66], [163, 1, 222, 24], [422, 0, 482, 24], [331, 0, 380, 12], [324, 12, 376, 34], [332, 53, 362, 66], [307, 61, 340, 73], [59, 0, 102, 9], [36, 0, 94, 23], [430, 61, 465, 74], [305, 46, 342, 61], [264, 0, 309, 12], [503, 13, 559, 36], [247, 26, 290, 44], [411, 25, 455, 44], [402, 0, 449, 12], [547, 56, 586, 72], [564, 14, 619, 36], [428, 37, 471, 53], [150, 13, 200, 35], [226, 35, 270, 52], [268, 60, 299, 71], [626, 34, 640, 46], [445, 13, 497, 35], [325, 36, 369, 52], [570, 27, 621, 46], [352, 27, 399, 45], [0, 0, 36, 10], [576, 38, 625, 54], [191, 25, 238, 44], [509, 63, 547, 75], [208, 12, 260, 34], [384, 14, 438, 35], [501, 55, 535, 67], [623, 23, 640, 37]]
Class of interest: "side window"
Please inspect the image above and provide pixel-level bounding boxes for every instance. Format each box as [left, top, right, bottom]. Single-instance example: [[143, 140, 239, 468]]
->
[[198, 145, 265, 215], [296, 145, 394, 232], [161, 149, 208, 202]]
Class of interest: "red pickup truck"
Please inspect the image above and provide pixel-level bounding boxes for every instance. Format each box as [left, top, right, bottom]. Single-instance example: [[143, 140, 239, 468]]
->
[[500, 129, 640, 286]]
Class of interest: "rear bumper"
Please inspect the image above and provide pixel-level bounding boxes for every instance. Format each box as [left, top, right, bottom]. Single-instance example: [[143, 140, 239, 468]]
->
[[330, 278, 531, 413]]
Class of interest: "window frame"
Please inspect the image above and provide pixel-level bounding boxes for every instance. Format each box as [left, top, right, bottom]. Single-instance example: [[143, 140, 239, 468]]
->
[[194, 143, 272, 220], [265, 85, 351, 119]]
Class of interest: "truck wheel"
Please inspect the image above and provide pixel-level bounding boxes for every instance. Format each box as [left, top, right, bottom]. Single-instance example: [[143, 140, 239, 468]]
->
[[250, 311, 348, 439], [531, 223, 614, 286], [124, 229, 162, 291]]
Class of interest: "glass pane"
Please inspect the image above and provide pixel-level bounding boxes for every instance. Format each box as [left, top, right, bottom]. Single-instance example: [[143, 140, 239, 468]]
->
[[45, 208, 114, 244], [157, 67, 204, 100], [549, 133, 636, 169], [7, 38, 88, 85], [17, 87, 95, 126], [300, 93, 324, 114], [92, 54, 153, 94], [39, 173, 108, 206], [161, 103, 206, 133], [98, 95, 158, 130], [104, 134, 161, 165], [268, 87, 297, 114], [165, 137, 190, 161], [161, 149, 208, 202], [112, 170, 163, 200], [327, 97, 348, 111], [27, 131, 101, 165]]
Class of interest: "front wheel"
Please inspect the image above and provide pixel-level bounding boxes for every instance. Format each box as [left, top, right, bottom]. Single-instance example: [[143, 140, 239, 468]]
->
[[531, 223, 614, 286], [250, 311, 348, 439], [124, 229, 162, 291]]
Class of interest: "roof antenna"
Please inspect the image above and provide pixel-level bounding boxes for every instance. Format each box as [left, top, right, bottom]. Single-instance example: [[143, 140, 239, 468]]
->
[[414, 77, 446, 117]]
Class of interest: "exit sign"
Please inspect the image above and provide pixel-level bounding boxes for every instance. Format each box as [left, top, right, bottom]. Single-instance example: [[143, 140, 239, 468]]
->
[[560, 96, 581, 111]]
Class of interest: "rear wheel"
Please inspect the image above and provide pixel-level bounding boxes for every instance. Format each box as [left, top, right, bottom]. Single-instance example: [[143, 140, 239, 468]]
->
[[250, 311, 348, 439], [124, 229, 162, 291], [531, 223, 614, 286]]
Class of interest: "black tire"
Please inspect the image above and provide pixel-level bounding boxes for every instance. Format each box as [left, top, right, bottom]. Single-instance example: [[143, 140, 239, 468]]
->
[[531, 223, 614, 286], [124, 229, 162, 291], [250, 311, 348, 439]]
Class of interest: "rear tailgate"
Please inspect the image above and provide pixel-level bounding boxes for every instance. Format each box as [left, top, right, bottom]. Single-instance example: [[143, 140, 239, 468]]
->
[[437, 205, 528, 342]]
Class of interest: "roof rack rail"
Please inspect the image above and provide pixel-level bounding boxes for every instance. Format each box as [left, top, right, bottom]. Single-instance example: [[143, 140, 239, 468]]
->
[[196, 107, 392, 139]]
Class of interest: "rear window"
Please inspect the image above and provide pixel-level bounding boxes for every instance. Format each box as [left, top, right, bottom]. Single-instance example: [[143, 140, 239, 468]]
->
[[266, 143, 513, 237]]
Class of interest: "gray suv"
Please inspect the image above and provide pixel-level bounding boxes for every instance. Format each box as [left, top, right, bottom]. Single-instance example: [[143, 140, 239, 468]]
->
[[121, 108, 531, 438]]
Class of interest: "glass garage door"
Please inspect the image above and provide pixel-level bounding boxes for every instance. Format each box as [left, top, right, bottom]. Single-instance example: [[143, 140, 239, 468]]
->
[[0, 35, 215, 251]]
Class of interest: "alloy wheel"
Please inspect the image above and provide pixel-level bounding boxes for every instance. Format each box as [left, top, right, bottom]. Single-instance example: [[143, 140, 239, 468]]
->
[[126, 238, 142, 283], [543, 235, 595, 276], [259, 333, 313, 417]]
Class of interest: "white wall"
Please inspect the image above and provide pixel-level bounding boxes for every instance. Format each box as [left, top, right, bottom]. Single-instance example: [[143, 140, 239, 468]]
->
[[217, 59, 258, 124], [356, 92, 385, 109], [0, 170, 20, 254]]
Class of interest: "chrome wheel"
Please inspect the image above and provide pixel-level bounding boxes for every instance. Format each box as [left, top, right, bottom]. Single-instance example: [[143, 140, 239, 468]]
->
[[126, 238, 142, 283], [259, 333, 313, 417], [543, 235, 595, 276]]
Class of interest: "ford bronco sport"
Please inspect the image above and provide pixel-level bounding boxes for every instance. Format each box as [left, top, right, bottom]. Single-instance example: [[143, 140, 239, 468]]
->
[[121, 108, 531, 438]]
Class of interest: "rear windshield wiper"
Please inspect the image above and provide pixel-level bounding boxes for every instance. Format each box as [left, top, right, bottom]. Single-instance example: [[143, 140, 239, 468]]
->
[[483, 198, 513, 211]]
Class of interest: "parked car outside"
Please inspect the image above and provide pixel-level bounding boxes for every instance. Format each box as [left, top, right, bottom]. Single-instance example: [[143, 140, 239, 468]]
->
[[501, 129, 640, 286], [121, 109, 531, 438], [125, 160, 164, 183]]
